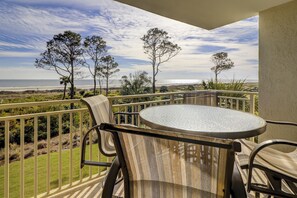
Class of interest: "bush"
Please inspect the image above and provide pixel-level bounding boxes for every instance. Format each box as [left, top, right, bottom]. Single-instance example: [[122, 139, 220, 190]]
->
[[187, 85, 195, 91], [83, 91, 94, 97], [160, 86, 169, 93], [120, 71, 152, 95], [202, 79, 245, 93], [79, 89, 85, 96]]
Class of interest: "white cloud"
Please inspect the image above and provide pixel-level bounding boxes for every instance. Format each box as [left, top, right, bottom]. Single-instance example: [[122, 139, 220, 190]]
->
[[0, 51, 39, 57], [0, 67, 59, 79], [0, 0, 259, 80]]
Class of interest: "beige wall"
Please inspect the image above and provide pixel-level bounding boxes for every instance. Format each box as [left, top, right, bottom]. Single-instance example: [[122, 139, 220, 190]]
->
[[258, 0, 297, 150]]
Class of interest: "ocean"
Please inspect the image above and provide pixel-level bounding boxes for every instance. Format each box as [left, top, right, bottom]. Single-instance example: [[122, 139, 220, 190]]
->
[[0, 79, 202, 91]]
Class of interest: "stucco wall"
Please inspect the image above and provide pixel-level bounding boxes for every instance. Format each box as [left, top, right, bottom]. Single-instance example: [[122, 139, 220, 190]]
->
[[258, 0, 297, 151]]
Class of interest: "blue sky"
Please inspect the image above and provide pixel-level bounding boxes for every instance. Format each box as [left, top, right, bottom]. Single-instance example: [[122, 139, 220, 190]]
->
[[0, 0, 259, 81]]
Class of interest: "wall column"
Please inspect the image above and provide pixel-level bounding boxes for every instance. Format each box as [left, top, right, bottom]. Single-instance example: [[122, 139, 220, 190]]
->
[[258, 0, 297, 151]]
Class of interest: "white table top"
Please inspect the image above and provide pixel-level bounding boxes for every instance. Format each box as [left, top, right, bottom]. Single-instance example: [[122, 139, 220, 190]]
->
[[139, 104, 266, 139]]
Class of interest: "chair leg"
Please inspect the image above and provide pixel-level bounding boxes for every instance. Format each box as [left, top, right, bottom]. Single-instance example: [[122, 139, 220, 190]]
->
[[231, 164, 247, 198], [102, 157, 121, 198]]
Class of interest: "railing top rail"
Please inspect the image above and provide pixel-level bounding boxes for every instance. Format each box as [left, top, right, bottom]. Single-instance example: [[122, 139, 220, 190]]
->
[[108, 90, 258, 100], [218, 96, 249, 100], [112, 98, 183, 108], [0, 90, 258, 110], [0, 107, 88, 121], [0, 99, 81, 110], [214, 90, 258, 95], [107, 90, 213, 100]]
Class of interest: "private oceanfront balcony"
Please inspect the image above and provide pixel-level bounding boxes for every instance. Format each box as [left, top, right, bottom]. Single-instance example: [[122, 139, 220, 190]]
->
[[0, 90, 259, 197]]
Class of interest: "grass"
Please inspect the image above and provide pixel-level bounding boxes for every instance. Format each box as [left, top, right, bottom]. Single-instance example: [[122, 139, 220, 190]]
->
[[0, 144, 107, 198]]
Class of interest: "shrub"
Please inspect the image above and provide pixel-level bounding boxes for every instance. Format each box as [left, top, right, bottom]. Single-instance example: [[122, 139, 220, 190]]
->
[[79, 89, 85, 96], [160, 86, 169, 93], [83, 91, 94, 97], [202, 79, 246, 95], [187, 85, 195, 91]]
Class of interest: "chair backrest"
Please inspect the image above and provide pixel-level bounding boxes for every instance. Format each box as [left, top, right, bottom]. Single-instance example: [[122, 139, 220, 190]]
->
[[101, 123, 241, 198], [183, 91, 217, 106], [81, 95, 116, 156]]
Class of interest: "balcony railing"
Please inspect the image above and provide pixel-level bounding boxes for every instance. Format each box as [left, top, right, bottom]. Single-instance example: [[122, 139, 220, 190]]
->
[[0, 90, 258, 197]]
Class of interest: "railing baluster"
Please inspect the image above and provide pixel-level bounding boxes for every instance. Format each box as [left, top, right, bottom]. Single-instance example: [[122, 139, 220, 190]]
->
[[79, 112, 83, 182], [46, 115, 51, 194], [243, 100, 246, 112], [132, 105, 135, 125], [69, 113, 73, 186], [124, 106, 128, 124], [34, 116, 38, 197], [117, 107, 120, 124], [4, 121, 10, 198], [236, 100, 239, 110], [170, 94, 174, 104], [98, 132, 101, 176], [58, 114, 62, 189], [138, 105, 141, 126], [20, 118, 25, 198], [249, 93, 256, 114], [89, 115, 93, 179]]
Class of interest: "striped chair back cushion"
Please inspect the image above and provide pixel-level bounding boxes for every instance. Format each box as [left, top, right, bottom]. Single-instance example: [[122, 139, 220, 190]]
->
[[118, 133, 232, 198], [82, 95, 115, 156], [183, 91, 217, 106]]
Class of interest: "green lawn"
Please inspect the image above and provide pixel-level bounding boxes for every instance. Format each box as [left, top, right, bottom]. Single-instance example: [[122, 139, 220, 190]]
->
[[0, 144, 107, 198]]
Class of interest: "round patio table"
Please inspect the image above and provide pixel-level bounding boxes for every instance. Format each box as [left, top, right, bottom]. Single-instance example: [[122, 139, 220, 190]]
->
[[139, 104, 266, 139]]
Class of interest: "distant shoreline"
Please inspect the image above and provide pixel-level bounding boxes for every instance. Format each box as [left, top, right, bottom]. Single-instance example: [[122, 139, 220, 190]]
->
[[0, 82, 258, 95], [0, 79, 258, 92]]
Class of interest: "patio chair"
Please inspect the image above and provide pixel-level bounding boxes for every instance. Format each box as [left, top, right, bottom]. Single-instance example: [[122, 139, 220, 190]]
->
[[183, 91, 217, 106], [80, 95, 138, 168], [100, 123, 242, 198], [235, 120, 297, 198]]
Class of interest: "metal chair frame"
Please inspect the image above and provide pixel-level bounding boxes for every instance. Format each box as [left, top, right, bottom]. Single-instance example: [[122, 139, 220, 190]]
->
[[80, 95, 138, 168], [100, 123, 242, 198], [246, 120, 297, 198]]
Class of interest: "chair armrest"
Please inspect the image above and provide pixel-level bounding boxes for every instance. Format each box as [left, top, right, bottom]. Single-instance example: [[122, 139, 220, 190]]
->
[[80, 124, 112, 168], [266, 120, 297, 127], [247, 139, 297, 192]]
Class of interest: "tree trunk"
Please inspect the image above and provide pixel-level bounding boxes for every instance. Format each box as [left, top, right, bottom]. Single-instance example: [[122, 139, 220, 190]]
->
[[106, 77, 109, 96], [70, 61, 74, 99], [62, 83, 66, 100], [214, 71, 218, 90], [70, 60, 74, 109], [93, 76, 96, 96], [152, 66, 156, 93], [98, 77, 102, 95]]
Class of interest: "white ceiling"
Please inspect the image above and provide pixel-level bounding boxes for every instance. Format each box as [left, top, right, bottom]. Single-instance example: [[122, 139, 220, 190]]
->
[[115, 0, 293, 29]]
